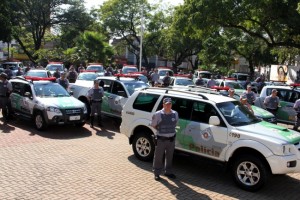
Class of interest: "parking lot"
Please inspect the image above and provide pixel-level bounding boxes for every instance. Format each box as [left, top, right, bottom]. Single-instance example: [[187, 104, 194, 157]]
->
[[0, 115, 300, 200]]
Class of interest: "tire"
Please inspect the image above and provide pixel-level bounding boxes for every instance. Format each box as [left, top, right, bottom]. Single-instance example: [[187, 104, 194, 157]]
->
[[34, 112, 47, 131], [232, 154, 269, 192], [132, 132, 155, 161], [75, 122, 85, 127]]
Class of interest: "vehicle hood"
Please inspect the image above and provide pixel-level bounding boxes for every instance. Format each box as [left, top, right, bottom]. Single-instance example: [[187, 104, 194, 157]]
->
[[252, 106, 274, 118], [37, 97, 84, 109], [236, 121, 300, 144]]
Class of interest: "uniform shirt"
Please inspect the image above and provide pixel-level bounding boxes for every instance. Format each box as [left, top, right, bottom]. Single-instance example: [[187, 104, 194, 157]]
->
[[87, 87, 104, 101], [242, 91, 256, 104], [0, 80, 12, 96], [151, 73, 159, 82], [151, 109, 178, 137], [195, 78, 204, 86], [57, 78, 69, 90], [264, 95, 279, 109], [294, 99, 300, 113], [207, 79, 216, 88]]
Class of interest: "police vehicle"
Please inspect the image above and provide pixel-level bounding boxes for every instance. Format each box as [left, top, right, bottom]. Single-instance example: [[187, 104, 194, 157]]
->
[[69, 74, 149, 118], [9, 77, 87, 130], [121, 87, 300, 191]]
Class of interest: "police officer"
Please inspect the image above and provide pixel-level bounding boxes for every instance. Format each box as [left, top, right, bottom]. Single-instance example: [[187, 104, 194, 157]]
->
[[0, 73, 12, 122], [67, 66, 78, 83], [4, 66, 13, 80], [162, 72, 171, 87], [87, 80, 104, 128], [264, 89, 280, 116], [151, 97, 178, 181], [56, 73, 69, 90], [293, 98, 300, 131], [241, 85, 256, 105], [53, 68, 61, 79]]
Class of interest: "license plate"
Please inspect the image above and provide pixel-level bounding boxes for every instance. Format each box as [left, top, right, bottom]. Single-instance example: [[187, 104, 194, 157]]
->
[[69, 115, 80, 121]]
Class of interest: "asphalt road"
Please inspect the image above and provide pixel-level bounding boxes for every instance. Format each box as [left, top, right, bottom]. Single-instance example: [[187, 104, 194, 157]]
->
[[0, 116, 300, 200]]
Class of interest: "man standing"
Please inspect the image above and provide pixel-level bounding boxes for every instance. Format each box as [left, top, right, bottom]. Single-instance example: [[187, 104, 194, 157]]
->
[[4, 66, 13, 80], [67, 66, 78, 83], [264, 89, 280, 116], [0, 73, 12, 123], [87, 80, 104, 128], [77, 64, 85, 73], [151, 97, 178, 181], [53, 68, 61, 79], [293, 98, 300, 131], [242, 85, 256, 105], [150, 69, 159, 87], [207, 75, 216, 88], [228, 88, 235, 98], [195, 75, 205, 86], [56, 73, 69, 90], [162, 72, 171, 87]]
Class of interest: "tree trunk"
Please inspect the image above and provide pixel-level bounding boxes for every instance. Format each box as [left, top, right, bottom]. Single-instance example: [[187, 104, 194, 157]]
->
[[248, 59, 255, 79]]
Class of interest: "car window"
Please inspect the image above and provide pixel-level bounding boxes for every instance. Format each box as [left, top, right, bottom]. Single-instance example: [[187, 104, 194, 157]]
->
[[11, 82, 23, 95], [99, 79, 112, 92], [191, 102, 224, 125], [112, 81, 127, 98], [156, 96, 193, 120], [23, 84, 32, 96], [266, 88, 292, 102], [34, 83, 69, 97], [133, 93, 160, 112]]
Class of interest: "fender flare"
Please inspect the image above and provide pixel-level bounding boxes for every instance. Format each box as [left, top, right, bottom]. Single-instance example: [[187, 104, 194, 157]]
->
[[225, 140, 274, 162]]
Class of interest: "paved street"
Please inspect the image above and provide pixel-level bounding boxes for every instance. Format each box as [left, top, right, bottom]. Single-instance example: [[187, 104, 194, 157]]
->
[[0, 116, 300, 200]]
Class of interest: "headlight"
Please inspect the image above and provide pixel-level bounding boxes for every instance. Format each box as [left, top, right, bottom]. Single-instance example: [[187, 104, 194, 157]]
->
[[47, 106, 61, 114], [83, 106, 87, 113], [282, 144, 294, 155]]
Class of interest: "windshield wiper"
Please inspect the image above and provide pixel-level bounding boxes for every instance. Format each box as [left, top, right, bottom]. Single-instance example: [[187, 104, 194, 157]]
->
[[230, 121, 250, 126]]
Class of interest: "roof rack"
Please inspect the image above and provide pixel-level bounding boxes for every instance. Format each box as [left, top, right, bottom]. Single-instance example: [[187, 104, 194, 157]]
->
[[186, 86, 220, 94], [142, 87, 210, 100]]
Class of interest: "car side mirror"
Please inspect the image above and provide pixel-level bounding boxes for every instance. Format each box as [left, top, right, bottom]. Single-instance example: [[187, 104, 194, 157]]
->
[[69, 91, 73, 96], [24, 92, 32, 99], [209, 116, 220, 126]]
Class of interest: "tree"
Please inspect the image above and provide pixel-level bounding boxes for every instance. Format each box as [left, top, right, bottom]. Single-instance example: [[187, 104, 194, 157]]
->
[[0, 0, 12, 42], [65, 31, 114, 64], [183, 0, 300, 49], [99, 0, 170, 69], [9, 0, 88, 63]]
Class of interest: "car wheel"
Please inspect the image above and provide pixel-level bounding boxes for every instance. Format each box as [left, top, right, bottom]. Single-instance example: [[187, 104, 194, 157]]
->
[[34, 112, 47, 131], [232, 155, 269, 192], [75, 122, 85, 127], [132, 132, 155, 161]]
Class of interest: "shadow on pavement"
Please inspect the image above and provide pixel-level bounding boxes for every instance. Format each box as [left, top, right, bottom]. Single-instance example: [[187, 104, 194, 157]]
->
[[0, 120, 16, 133], [128, 152, 300, 199], [7, 118, 92, 139]]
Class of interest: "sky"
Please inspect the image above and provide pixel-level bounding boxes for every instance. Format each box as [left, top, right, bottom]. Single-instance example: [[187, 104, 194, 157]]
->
[[84, 0, 184, 10]]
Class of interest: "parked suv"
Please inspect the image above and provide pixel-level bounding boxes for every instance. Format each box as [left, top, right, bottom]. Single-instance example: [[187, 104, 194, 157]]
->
[[9, 77, 87, 130], [121, 87, 300, 191]]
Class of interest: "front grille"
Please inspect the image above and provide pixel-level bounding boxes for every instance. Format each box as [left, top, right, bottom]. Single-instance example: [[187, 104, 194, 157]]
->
[[65, 108, 82, 115]]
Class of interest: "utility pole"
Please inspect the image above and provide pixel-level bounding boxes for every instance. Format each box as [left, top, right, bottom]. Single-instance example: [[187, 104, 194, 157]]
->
[[139, 8, 144, 72]]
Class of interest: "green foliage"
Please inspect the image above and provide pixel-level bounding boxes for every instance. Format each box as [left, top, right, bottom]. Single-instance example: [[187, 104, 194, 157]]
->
[[0, 0, 12, 42]]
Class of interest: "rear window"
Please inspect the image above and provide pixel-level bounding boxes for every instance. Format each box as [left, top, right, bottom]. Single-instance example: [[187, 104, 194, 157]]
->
[[133, 93, 160, 112]]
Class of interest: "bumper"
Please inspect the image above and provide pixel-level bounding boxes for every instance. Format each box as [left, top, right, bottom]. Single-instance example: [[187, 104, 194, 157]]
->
[[46, 113, 87, 125], [267, 154, 300, 174]]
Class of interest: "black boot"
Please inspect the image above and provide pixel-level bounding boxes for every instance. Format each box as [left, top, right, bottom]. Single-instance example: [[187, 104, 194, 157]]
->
[[90, 116, 94, 128], [97, 116, 103, 127]]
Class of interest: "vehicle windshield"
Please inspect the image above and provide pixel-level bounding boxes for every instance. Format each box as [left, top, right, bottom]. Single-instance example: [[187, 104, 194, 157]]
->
[[122, 67, 138, 74], [77, 73, 98, 81], [217, 101, 260, 126], [34, 83, 70, 98], [46, 65, 64, 71], [225, 82, 244, 89], [2, 63, 18, 70], [25, 71, 47, 78], [159, 70, 174, 76], [200, 73, 211, 79], [87, 66, 104, 72], [175, 78, 195, 86], [237, 75, 248, 81], [123, 81, 149, 95]]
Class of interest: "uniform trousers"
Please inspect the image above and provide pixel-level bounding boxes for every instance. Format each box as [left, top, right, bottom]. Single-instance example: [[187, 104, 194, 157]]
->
[[153, 136, 175, 176], [90, 101, 102, 116], [0, 97, 9, 119]]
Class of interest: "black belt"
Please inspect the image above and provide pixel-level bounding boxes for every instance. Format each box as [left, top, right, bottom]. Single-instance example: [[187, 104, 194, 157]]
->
[[157, 135, 175, 141]]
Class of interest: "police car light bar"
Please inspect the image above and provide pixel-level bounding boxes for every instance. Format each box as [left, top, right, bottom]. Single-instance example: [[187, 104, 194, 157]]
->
[[24, 76, 57, 82], [80, 70, 98, 73], [211, 86, 230, 91]]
